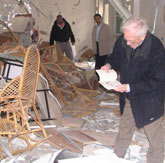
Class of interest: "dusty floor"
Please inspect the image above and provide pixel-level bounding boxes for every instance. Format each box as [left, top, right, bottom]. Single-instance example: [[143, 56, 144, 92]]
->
[[1, 86, 165, 163]]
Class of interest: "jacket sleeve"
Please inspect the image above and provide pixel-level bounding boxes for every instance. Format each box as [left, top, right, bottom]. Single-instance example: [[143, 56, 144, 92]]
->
[[68, 24, 75, 43], [130, 47, 165, 94], [106, 25, 113, 54], [49, 24, 55, 45], [105, 35, 123, 71]]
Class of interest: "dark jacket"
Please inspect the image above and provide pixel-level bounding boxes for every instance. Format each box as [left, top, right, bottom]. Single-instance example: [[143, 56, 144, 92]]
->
[[50, 18, 75, 45], [105, 32, 165, 128]]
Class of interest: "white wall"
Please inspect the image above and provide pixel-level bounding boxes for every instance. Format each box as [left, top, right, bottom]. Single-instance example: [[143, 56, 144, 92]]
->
[[135, 0, 165, 45], [1, 0, 165, 57], [0, 0, 96, 59], [29, 0, 96, 58]]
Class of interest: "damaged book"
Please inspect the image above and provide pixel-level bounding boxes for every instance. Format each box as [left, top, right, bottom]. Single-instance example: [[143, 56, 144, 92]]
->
[[96, 69, 121, 90]]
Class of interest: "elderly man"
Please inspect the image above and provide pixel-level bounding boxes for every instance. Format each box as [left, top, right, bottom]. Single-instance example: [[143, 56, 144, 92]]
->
[[92, 14, 113, 69], [50, 15, 75, 60], [101, 16, 165, 163]]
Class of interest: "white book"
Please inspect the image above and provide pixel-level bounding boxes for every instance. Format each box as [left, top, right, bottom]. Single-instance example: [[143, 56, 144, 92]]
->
[[96, 69, 121, 90]]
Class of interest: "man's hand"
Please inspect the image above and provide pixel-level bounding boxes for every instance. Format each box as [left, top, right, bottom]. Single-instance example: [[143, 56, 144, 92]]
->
[[101, 64, 111, 72], [71, 42, 75, 45], [113, 84, 128, 93]]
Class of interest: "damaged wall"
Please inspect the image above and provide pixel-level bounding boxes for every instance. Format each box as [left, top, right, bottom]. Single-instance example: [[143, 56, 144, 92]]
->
[[0, 0, 96, 59], [31, 0, 96, 58], [134, 0, 165, 45], [1, 0, 165, 58]]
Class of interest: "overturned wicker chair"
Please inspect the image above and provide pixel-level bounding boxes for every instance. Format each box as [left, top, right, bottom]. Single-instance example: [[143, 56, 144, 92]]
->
[[0, 45, 47, 159]]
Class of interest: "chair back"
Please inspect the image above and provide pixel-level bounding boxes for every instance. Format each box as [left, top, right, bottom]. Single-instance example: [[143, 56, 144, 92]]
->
[[19, 45, 40, 101]]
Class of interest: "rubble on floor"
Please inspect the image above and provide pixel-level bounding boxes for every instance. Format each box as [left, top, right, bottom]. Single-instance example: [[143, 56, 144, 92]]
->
[[0, 42, 164, 162], [1, 87, 164, 163]]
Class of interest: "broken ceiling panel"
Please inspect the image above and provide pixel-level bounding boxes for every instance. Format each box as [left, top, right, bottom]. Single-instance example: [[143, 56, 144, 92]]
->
[[0, 0, 32, 32]]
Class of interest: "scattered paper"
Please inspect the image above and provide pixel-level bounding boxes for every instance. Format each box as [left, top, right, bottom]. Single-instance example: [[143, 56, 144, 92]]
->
[[58, 148, 135, 163], [96, 69, 121, 90]]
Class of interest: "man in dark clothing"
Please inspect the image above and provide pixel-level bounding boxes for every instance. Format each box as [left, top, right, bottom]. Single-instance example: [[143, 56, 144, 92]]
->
[[101, 16, 165, 163], [50, 15, 75, 60]]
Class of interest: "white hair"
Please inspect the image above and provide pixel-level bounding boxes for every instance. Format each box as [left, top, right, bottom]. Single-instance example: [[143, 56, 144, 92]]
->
[[121, 16, 149, 37]]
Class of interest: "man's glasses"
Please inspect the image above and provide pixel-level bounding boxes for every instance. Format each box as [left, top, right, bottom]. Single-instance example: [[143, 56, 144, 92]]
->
[[125, 37, 140, 44]]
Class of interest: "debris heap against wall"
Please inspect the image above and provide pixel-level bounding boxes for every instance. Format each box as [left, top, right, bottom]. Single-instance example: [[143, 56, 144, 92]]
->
[[40, 44, 99, 118]]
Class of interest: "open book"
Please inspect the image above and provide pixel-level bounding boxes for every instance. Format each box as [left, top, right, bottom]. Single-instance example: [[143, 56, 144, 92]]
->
[[96, 69, 121, 90]]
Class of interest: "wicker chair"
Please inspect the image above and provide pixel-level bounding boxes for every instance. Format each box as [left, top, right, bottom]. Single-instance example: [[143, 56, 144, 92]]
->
[[0, 45, 47, 158]]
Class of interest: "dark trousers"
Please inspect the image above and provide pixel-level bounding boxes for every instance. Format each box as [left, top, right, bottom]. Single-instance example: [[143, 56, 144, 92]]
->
[[95, 42, 108, 69]]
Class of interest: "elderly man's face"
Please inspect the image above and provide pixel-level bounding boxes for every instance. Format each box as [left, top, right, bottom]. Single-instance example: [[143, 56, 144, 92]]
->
[[124, 30, 145, 49]]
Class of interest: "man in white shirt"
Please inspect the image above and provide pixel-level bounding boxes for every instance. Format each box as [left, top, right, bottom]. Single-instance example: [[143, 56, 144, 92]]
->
[[92, 14, 113, 69]]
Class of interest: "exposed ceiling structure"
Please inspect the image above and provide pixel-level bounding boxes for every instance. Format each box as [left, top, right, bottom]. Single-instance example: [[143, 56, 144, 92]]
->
[[108, 0, 132, 20]]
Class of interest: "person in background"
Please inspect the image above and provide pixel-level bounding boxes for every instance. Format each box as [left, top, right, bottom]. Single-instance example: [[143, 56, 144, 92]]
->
[[50, 15, 75, 60], [25, 17, 39, 44], [92, 13, 113, 69], [15, 13, 36, 47], [101, 16, 165, 163]]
